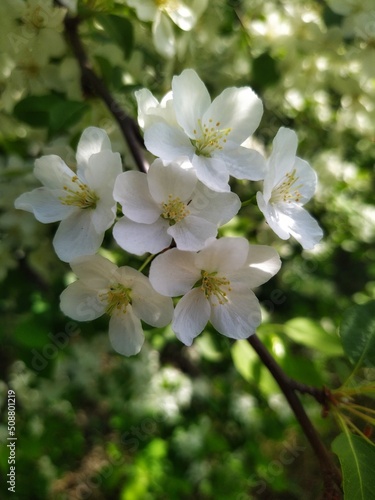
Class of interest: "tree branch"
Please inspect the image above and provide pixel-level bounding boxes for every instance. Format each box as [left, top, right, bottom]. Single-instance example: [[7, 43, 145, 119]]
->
[[248, 334, 342, 498], [62, 13, 149, 173]]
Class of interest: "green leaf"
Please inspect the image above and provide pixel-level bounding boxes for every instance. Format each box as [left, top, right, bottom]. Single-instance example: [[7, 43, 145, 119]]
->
[[283, 318, 343, 356], [95, 14, 133, 60], [14, 95, 88, 133], [49, 100, 88, 134], [231, 339, 258, 383], [14, 95, 61, 127], [332, 433, 375, 500], [340, 301, 375, 367], [252, 52, 280, 88]]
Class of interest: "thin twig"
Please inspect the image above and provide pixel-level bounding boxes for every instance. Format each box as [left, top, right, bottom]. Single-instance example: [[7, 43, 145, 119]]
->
[[61, 13, 149, 173], [248, 334, 342, 497]]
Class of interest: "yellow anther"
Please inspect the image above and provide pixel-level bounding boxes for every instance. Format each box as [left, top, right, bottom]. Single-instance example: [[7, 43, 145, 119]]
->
[[270, 169, 303, 204], [101, 283, 132, 316], [200, 270, 232, 305], [191, 118, 232, 157], [59, 176, 99, 209], [161, 195, 190, 225]]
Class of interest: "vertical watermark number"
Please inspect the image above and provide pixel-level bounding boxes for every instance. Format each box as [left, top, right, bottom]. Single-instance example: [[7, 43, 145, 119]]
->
[[6, 390, 17, 493]]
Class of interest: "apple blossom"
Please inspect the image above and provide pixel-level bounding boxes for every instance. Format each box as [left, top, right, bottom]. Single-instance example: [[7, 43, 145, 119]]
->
[[142, 69, 266, 192], [256, 127, 323, 250], [14, 127, 122, 262], [149, 237, 281, 345], [127, 0, 207, 58], [113, 159, 241, 255], [60, 254, 174, 356]]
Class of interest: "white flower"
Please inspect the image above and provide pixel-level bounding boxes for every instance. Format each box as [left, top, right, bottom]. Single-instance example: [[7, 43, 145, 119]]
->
[[60, 254, 174, 356], [127, 0, 207, 58], [113, 159, 241, 255], [135, 89, 177, 129], [14, 127, 122, 262], [142, 69, 266, 192], [256, 127, 323, 250], [149, 237, 281, 345]]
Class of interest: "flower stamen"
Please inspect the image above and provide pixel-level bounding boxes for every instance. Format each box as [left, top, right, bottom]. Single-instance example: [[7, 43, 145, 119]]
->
[[59, 175, 99, 209], [101, 283, 132, 316], [200, 270, 232, 305], [161, 194, 190, 225], [192, 118, 231, 157], [270, 168, 303, 204]]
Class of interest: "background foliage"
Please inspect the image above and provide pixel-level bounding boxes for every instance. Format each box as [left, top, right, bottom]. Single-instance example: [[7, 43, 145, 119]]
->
[[0, 0, 374, 498]]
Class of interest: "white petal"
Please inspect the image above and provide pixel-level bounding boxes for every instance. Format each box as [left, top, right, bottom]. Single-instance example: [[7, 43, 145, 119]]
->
[[257, 192, 290, 240], [114, 171, 160, 223], [172, 288, 210, 345], [113, 217, 171, 255], [135, 88, 159, 129], [82, 150, 122, 193], [149, 248, 200, 296], [189, 188, 240, 225], [168, 215, 217, 251], [53, 211, 103, 262], [90, 199, 116, 234], [245, 245, 281, 285], [204, 87, 263, 144], [14, 188, 75, 222], [76, 127, 112, 170], [147, 159, 197, 203], [210, 289, 261, 339], [34, 155, 74, 188], [193, 155, 230, 192], [144, 122, 194, 161], [195, 237, 249, 273], [69, 254, 117, 287], [267, 127, 298, 190], [293, 157, 317, 203], [152, 11, 175, 58], [277, 204, 323, 249], [228, 245, 281, 288], [60, 281, 105, 321], [166, 4, 196, 30], [172, 69, 211, 137], [108, 308, 144, 356], [220, 145, 266, 181], [128, 271, 174, 326]]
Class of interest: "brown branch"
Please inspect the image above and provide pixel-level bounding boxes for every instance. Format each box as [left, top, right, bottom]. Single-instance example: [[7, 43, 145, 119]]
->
[[61, 13, 149, 173], [248, 334, 342, 498]]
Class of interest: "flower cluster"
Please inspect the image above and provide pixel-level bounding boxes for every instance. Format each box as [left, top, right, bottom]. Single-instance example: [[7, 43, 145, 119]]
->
[[15, 69, 323, 356]]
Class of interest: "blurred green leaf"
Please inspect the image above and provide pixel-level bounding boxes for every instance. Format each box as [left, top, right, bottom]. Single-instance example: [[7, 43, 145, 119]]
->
[[283, 318, 343, 356], [95, 14, 134, 59], [13, 95, 88, 133], [252, 52, 280, 88], [231, 339, 258, 382], [49, 100, 88, 134], [332, 433, 375, 500], [340, 301, 375, 367], [14, 95, 58, 127]]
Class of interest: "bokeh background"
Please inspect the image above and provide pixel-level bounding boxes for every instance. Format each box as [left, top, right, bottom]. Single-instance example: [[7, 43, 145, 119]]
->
[[1, 0, 374, 498]]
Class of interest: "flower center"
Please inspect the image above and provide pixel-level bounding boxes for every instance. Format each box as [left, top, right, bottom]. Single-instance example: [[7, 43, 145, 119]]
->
[[191, 119, 232, 157], [161, 195, 190, 225], [270, 169, 303, 204], [200, 270, 232, 305], [102, 283, 132, 316], [154, 0, 178, 10], [59, 175, 99, 209]]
